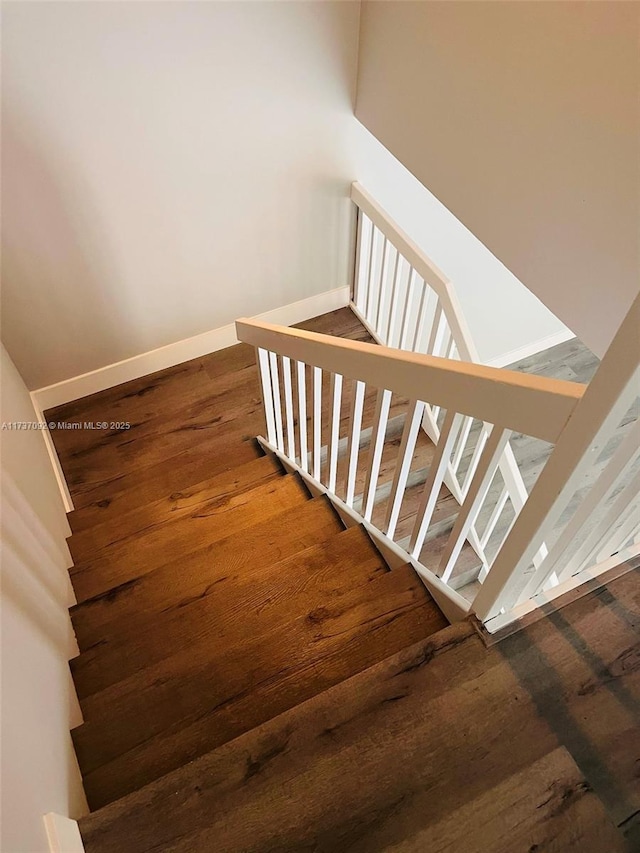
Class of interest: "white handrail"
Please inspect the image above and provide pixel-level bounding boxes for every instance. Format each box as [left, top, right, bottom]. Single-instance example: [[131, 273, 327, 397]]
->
[[236, 316, 590, 626], [236, 318, 584, 444], [349, 181, 548, 576]]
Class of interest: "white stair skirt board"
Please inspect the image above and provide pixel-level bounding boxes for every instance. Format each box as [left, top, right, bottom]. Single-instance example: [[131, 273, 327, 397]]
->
[[486, 328, 576, 369], [44, 813, 85, 853], [31, 287, 350, 512], [352, 300, 575, 370]]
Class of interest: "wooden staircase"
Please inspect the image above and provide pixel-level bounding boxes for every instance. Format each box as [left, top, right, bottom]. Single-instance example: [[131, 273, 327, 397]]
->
[[47, 309, 635, 852]]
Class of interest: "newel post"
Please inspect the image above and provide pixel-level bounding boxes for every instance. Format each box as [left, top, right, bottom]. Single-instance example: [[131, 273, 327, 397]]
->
[[473, 292, 640, 624]]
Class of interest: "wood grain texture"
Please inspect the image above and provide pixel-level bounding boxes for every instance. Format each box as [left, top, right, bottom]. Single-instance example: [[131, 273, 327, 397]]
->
[[79, 569, 637, 852], [70, 474, 310, 602], [73, 562, 445, 808], [67, 454, 282, 560], [54, 307, 632, 851], [70, 495, 343, 652], [70, 526, 392, 699], [53, 308, 445, 812]]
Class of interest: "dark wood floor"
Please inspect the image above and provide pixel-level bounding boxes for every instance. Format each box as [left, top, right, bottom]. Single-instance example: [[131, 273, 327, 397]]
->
[[79, 564, 638, 852], [48, 308, 448, 812], [48, 310, 636, 851]]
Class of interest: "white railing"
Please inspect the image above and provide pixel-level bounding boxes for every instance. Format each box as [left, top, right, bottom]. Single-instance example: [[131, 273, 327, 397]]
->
[[237, 317, 587, 624], [351, 182, 477, 364], [349, 183, 548, 582], [472, 290, 640, 630], [236, 187, 640, 630]]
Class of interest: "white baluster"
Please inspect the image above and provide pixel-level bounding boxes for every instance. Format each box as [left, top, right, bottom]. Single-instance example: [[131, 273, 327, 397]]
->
[[451, 416, 474, 477], [461, 427, 489, 497], [365, 226, 381, 326], [345, 380, 366, 506], [411, 281, 432, 353], [362, 388, 392, 521], [374, 239, 392, 335], [268, 351, 284, 453], [353, 211, 371, 313], [439, 426, 511, 582], [296, 360, 308, 473], [559, 467, 640, 581], [385, 399, 426, 539], [385, 252, 403, 347], [409, 409, 464, 557], [535, 418, 640, 585], [257, 348, 276, 446], [328, 372, 343, 492], [282, 356, 296, 461], [399, 269, 419, 351], [480, 486, 510, 552], [312, 366, 322, 481]]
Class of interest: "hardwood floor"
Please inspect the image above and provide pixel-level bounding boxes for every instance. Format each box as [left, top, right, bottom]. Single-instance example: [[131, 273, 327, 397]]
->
[[48, 309, 447, 812], [47, 311, 635, 850], [79, 565, 638, 852]]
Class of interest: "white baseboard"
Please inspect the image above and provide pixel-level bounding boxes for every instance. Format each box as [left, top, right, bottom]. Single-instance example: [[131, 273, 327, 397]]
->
[[32, 287, 350, 414], [486, 329, 576, 368], [44, 813, 85, 853], [30, 287, 350, 513]]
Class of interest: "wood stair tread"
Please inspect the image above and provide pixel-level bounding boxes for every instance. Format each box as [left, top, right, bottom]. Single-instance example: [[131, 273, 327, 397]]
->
[[46, 345, 259, 477], [77, 568, 639, 852], [72, 562, 446, 808], [67, 453, 282, 559], [68, 435, 263, 517], [70, 525, 390, 700], [69, 472, 311, 603], [70, 494, 344, 652], [61, 404, 266, 499]]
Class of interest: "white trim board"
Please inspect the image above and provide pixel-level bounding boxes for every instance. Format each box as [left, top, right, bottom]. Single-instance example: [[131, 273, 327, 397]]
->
[[32, 287, 350, 413], [44, 813, 85, 853], [350, 300, 576, 371], [31, 287, 350, 512], [485, 329, 576, 369]]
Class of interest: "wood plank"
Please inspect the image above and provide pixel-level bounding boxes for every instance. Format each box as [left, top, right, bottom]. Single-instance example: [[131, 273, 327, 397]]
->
[[70, 526, 390, 699], [79, 570, 638, 852], [70, 495, 343, 652], [59, 376, 265, 493], [45, 357, 211, 432], [68, 435, 263, 518], [68, 438, 263, 527], [67, 455, 282, 561], [73, 565, 445, 807], [69, 474, 310, 602], [344, 748, 625, 852]]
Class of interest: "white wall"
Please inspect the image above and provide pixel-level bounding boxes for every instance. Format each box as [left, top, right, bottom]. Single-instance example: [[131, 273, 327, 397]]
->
[[350, 122, 571, 365], [356, 1, 640, 358], [1, 346, 87, 852], [1, 1, 360, 390]]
